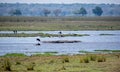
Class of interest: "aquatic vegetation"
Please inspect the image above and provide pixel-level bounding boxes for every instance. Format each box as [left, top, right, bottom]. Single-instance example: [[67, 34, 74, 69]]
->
[[79, 50, 92, 53], [94, 50, 120, 53], [3, 53, 27, 57], [99, 34, 114, 36], [43, 40, 81, 43], [32, 53, 55, 56], [44, 51, 58, 54], [0, 33, 89, 37]]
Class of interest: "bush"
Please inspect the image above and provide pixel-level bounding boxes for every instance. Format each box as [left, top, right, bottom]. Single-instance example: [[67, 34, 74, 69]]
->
[[49, 60, 54, 64], [16, 61, 21, 65], [27, 62, 35, 71], [2, 58, 11, 71], [97, 56, 106, 62], [61, 66, 66, 70], [90, 55, 97, 61], [62, 57, 69, 63], [57, 65, 66, 71], [80, 56, 89, 63], [83, 57, 89, 63]]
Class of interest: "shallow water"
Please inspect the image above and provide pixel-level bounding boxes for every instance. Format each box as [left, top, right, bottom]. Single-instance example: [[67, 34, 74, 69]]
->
[[0, 31, 120, 56]]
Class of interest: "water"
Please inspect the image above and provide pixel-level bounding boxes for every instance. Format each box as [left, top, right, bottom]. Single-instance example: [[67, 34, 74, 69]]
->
[[0, 31, 120, 56]]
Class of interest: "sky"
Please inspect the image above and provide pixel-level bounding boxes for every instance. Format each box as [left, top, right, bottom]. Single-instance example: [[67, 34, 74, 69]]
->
[[0, 0, 120, 4]]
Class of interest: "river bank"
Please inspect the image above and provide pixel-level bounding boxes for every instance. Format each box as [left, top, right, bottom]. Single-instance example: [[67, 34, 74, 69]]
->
[[0, 53, 120, 72], [0, 16, 120, 31]]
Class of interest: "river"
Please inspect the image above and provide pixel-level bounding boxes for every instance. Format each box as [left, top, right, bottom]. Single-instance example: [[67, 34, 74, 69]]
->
[[0, 30, 120, 56]]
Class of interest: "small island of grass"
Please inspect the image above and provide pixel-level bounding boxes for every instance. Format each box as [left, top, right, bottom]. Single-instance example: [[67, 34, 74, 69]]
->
[[0, 33, 89, 37], [94, 50, 120, 53]]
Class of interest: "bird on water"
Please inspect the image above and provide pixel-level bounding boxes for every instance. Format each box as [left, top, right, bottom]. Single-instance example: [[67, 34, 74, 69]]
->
[[36, 38, 41, 45]]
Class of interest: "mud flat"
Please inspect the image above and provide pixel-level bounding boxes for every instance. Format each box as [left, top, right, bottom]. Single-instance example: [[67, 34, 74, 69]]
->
[[42, 40, 81, 43]]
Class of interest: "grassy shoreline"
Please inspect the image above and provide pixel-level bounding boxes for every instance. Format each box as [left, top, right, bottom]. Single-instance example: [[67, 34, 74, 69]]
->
[[94, 50, 120, 52], [0, 33, 89, 37], [2, 49, 120, 57], [0, 16, 120, 31], [0, 53, 120, 72]]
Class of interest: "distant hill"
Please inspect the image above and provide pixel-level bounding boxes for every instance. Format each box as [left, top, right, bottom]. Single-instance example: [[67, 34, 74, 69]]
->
[[0, 3, 120, 16]]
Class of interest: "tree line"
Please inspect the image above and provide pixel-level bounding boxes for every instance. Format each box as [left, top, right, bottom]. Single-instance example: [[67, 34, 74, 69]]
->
[[74, 6, 103, 16], [0, 3, 119, 16], [10, 6, 103, 16]]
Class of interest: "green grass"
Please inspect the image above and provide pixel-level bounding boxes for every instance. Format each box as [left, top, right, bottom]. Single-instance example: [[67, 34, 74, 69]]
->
[[1, 16, 120, 22], [0, 33, 57, 37], [80, 56, 90, 63], [78, 50, 120, 54], [32, 53, 56, 56], [97, 55, 106, 62], [0, 16, 120, 31], [44, 52, 58, 54], [80, 54, 106, 63], [1, 58, 11, 71], [89, 54, 97, 61], [94, 50, 120, 53], [0, 53, 120, 72], [3, 53, 27, 57], [62, 57, 69, 63], [79, 50, 92, 53]]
